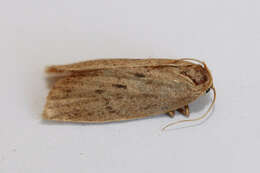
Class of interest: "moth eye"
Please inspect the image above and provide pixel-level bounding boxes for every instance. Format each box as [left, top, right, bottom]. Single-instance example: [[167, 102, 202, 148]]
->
[[206, 88, 211, 93]]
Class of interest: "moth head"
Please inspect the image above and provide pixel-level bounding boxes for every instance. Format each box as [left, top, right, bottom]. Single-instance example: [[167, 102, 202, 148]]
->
[[178, 59, 213, 92]]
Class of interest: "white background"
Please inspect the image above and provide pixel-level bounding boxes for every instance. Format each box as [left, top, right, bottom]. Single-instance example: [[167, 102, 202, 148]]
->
[[1, 0, 259, 172]]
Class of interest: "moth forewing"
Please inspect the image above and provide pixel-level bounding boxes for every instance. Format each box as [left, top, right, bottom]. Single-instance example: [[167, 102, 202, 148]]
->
[[43, 58, 214, 125]]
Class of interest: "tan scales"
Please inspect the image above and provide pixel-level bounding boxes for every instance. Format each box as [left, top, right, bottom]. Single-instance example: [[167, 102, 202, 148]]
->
[[43, 58, 215, 127]]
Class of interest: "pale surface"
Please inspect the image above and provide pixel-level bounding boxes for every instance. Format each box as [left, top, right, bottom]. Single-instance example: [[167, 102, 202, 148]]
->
[[0, 0, 259, 173]]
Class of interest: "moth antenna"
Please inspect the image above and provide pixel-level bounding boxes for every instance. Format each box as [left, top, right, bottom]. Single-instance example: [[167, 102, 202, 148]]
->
[[178, 58, 206, 67], [162, 86, 216, 131]]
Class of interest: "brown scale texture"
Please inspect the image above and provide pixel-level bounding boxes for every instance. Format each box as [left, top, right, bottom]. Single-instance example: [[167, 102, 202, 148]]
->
[[43, 59, 212, 123]]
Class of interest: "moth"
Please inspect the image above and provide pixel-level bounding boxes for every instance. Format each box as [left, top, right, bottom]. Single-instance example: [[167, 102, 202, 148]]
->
[[43, 58, 216, 129]]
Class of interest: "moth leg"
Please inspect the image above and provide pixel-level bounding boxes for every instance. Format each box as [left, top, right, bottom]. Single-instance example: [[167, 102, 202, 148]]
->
[[167, 111, 175, 118], [177, 105, 190, 117]]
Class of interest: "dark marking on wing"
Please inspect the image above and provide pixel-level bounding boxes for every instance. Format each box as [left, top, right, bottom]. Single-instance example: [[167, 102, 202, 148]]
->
[[134, 73, 146, 78], [112, 84, 127, 89], [106, 106, 113, 111], [95, 89, 105, 94], [105, 106, 117, 113]]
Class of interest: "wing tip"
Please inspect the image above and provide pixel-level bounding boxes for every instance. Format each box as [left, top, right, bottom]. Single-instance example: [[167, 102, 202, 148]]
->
[[45, 66, 62, 74]]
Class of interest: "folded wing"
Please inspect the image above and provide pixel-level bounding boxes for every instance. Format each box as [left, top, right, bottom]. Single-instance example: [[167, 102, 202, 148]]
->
[[43, 66, 199, 122]]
